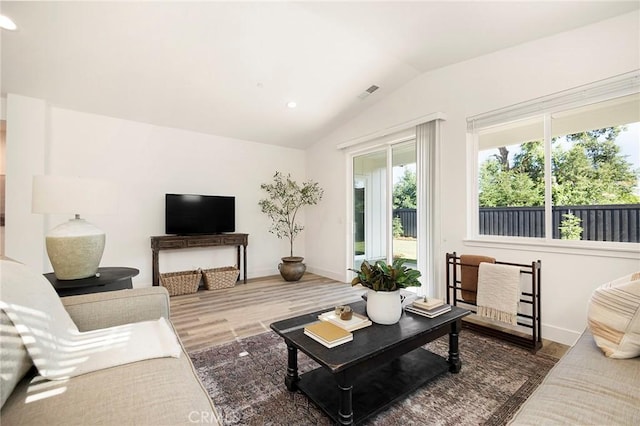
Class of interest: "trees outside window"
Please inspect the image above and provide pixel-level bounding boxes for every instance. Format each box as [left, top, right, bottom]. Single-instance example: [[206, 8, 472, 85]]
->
[[479, 141, 545, 208], [480, 127, 639, 208], [393, 169, 417, 209]]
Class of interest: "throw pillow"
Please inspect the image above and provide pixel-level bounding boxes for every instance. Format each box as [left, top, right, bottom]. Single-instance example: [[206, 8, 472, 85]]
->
[[587, 271, 640, 359], [0, 310, 33, 409]]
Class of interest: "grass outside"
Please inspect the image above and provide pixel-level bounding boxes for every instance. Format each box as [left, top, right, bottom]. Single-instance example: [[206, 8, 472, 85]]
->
[[354, 238, 417, 263], [393, 238, 417, 262]]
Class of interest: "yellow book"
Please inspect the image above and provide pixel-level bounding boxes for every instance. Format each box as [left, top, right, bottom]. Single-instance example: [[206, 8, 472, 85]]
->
[[304, 321, 352, 343]]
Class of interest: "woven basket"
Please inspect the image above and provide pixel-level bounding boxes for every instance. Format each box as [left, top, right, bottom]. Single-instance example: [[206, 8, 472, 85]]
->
[[202, 266, 239, 290], [160, 270, 201, 296]]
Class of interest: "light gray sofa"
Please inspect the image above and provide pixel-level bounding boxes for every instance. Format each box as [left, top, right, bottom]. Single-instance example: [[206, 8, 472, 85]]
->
[[509, 329, 640, 425], [1, 287, 220, 425]]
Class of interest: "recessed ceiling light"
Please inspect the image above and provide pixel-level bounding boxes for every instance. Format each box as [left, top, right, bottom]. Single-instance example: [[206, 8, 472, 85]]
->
[[286, 101, 297, 109], [0, 15, 17, 31]]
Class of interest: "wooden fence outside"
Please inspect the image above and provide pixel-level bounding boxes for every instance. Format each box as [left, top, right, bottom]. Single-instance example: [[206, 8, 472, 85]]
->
[[480, 204, 639, 242], [393, 208, 417, 238], [394, 204, 640, 242]]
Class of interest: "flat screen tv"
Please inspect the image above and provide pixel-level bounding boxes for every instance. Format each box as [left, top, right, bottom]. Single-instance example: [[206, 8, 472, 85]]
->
[[165, 194, 235, 235]]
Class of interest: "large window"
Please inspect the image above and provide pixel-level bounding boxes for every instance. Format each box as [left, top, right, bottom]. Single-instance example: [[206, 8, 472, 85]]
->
[[469, 74, 640, 245]]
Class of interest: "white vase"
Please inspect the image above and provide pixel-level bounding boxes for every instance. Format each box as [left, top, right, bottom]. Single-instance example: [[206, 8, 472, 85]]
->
[[366, 289, 402, 325], [46, 218, 105, 280]]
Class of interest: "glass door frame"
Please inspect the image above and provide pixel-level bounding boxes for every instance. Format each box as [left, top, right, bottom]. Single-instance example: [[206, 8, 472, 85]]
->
[[346, 134, 424, 289]]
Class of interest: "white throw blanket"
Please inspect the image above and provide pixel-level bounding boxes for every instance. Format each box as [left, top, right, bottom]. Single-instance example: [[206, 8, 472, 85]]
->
[[476, 262, 521, 326], [0, 259, 181, 380]]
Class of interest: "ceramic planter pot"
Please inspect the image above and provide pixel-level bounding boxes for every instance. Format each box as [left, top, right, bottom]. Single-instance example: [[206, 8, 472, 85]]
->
[[278, 256, 306, 281], [366, 289, 402, 325]]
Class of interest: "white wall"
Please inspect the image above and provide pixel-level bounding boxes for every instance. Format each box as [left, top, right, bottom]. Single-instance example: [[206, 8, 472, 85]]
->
[[5, 95, 47, 270], [305, 11, 640, 345], [6, 96, 306, 285]]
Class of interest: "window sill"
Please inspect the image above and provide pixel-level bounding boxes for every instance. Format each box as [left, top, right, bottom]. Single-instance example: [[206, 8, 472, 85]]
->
[[463, 236, 640, 260]]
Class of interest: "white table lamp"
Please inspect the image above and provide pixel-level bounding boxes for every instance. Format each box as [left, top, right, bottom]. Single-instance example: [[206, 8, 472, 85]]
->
[[32, 175, 117, 280]]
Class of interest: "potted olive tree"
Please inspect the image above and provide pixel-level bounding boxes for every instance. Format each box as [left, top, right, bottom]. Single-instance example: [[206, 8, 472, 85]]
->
[[259, 172, 324, 281], [350, 259, 421, 324]]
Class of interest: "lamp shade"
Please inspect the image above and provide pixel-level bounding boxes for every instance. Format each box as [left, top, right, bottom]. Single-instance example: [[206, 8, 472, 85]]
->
[[32, 175, 117, 215]]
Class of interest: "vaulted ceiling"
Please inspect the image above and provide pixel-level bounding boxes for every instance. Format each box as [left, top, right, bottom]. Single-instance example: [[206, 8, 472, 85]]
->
[[2, 1, 638, 148]]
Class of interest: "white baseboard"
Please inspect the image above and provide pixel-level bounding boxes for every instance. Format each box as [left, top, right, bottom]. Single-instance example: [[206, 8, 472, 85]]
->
[[305, 265, 347, 283], [542, 323, 582, 346], [250, 267, 280, 280]]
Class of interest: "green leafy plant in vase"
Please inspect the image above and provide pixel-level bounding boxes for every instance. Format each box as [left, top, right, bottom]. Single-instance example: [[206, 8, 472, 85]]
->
[[349, 259, 421, 324]]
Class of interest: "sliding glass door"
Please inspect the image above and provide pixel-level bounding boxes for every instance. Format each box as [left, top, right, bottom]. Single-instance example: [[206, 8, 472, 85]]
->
[[352, 140, 418, 271]]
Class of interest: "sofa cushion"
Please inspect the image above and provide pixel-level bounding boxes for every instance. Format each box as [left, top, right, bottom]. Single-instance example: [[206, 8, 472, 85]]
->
[[509, 329, 640, 425], [0, 342, 219, 425], [588, 271, 640, 358], [0, 310, 33, 409]]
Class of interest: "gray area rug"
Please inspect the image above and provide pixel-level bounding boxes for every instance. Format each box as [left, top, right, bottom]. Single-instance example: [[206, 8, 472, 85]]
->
[[190, 329, 557, 425]]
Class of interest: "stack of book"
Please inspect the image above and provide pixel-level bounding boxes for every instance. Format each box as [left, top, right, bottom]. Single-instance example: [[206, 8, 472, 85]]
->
[[304, 321, 353, 348], [404, 297, 451, 318]]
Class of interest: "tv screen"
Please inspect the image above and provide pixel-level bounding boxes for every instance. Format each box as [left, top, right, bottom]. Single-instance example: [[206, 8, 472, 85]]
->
[[165, 194, 235, 235]]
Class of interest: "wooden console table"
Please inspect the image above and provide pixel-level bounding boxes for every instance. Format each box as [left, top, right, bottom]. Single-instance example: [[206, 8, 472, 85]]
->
[[151, 233, 248, 286]]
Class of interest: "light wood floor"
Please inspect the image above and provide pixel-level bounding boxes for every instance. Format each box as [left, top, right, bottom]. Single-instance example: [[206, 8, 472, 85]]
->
[[170, 273, 363, 352], [170, 273, 569, 358]]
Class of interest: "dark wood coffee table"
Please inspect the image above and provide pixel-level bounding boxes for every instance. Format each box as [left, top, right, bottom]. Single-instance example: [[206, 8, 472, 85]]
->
[[270, 301, 470, 425]]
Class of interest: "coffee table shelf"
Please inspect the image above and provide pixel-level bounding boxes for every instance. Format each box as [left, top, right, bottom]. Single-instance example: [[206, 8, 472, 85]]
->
[[298, 348, 448, 424]]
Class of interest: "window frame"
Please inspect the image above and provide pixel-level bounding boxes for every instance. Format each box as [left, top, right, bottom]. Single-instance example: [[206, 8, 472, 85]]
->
[[466, 71, 640, 259]]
